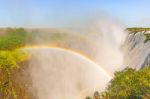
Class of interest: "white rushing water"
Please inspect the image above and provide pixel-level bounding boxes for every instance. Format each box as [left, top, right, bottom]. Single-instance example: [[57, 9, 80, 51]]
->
[[68, 15, 127, 73], [123, 32, 150, 69]]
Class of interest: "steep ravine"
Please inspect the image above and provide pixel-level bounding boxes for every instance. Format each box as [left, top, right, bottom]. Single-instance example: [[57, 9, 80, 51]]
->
[[123, 31, 150, 69]]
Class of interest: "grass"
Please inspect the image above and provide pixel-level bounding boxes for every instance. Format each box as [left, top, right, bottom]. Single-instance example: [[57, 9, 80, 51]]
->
[[127, 27, 150, 33]]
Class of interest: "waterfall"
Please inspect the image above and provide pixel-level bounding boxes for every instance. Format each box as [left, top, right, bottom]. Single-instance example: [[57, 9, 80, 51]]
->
[[123, 31, 150, 69]]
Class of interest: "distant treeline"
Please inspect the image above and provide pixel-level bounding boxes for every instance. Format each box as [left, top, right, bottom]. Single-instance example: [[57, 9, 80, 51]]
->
[[0, 28, 27, 50], [127, 27, 150, 33]]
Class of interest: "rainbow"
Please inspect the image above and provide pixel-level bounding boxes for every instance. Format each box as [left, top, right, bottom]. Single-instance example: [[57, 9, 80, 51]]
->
[[20, 45, 113, 78]]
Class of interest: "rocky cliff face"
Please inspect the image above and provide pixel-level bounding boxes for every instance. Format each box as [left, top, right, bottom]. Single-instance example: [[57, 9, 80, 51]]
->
[[123, 31, 150, 69]]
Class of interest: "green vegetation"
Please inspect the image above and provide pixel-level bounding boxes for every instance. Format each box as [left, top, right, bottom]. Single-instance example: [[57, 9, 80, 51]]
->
[[127, 28, 150, 33], [0, 50, 28, 98], [0, 28, 29, 98], [144, 34, 150, 43], [86, 66, 150, 99], [0, 28, 27, 50]]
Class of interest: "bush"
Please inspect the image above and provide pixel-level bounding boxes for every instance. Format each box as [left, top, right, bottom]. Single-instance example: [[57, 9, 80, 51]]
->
[[0, 50, 28, 98], [0, 28, 29, 98], [87, 66, 150, 99], [0, 28, 27, 50], [144, 34, 150, 43]]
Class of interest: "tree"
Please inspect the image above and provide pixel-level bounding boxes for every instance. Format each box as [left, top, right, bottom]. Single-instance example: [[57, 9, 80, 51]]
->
[[87, 66, 150, 99], [0, 50, 28, 98]]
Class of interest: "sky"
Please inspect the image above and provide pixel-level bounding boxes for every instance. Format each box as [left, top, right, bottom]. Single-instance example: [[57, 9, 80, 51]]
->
[[0, 0, 150, 27]]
